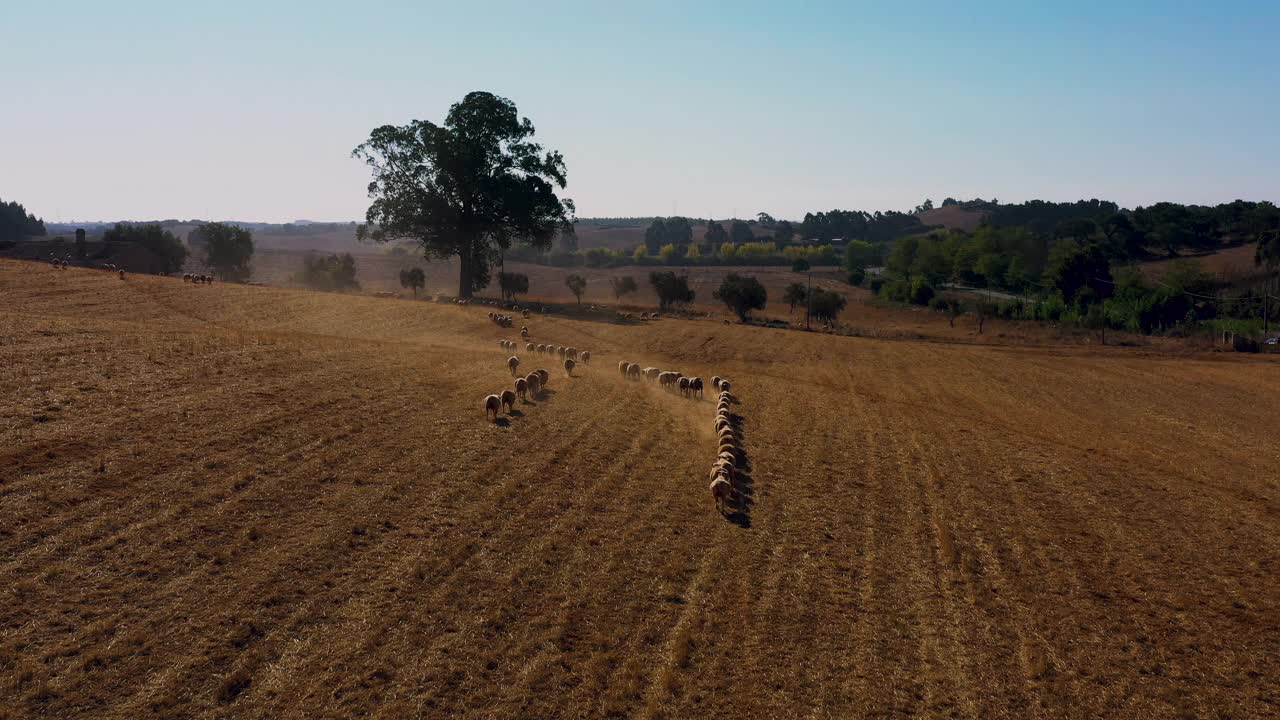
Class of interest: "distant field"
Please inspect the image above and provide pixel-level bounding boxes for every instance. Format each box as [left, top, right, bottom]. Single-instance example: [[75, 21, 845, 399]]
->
[[1138, 242, 1265, 282], [917, 206, 988, 232], [3, 257, 1277, 718]]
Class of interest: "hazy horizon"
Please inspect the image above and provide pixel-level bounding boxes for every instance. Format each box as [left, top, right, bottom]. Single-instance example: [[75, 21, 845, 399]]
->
[[4, 1, 1278, 224]]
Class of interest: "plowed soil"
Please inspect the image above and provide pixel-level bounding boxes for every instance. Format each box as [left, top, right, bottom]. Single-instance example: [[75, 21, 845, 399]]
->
[[2, 258, 1277, 719]]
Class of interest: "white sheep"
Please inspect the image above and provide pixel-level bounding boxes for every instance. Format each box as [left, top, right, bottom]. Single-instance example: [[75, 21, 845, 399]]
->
[[526, 373, 542, 398], [484, 394, 502, 421], [501, 389, 517, 413], [618, 361, 630, 377], [515, 377, 528, 401], [526, 342, 535, 352], [627, 364, 641, 380], [507, 356, 521, 376], [535, 369, 550, 384]]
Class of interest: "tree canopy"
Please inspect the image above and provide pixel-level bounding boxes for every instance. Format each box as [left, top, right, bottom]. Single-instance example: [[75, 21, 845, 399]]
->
[[729, 220, 754, 245], [565, 273, 587, 304], [194, 222, 254, 281], [808, 288, 848, 325], [353, 91, 574, 298], [714, 273, 767, 321], [298, 252, 359, 291], [648, 271, 695, 310], [399, 267, 426, 297], [645, 217, 693, 253], [609, 275, 638, 300], [498, 271, 529, 303], [0, 198, 46, 241], [783, 282, 808, 314], [102, 223, 187, 274], [704, 221, 728, 246]]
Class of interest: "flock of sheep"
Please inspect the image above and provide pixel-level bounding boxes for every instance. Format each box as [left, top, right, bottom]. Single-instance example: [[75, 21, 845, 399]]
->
[[485, 318, 593, 422], [614, 361, 742, 513], [182, 273, 214, 284], [49, 258, 128, 280]]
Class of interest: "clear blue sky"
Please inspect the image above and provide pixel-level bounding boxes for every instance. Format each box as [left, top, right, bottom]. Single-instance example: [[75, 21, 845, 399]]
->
[[3, 1, 1278, 223]]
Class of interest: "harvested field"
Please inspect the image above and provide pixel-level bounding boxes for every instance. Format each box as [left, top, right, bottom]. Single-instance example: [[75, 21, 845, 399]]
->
[[2, 257, 1278, 719]]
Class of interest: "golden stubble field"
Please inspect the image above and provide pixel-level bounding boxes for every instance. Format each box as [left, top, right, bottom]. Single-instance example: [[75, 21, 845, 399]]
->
[[2, 258, 1278, 719]]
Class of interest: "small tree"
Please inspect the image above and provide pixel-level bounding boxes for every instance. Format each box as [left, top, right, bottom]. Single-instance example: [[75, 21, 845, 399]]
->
[[498, 271, 529, 303], [686, 244, 702, 260], [75, 228, 86, 260], [633, 244, 648, 262], [704, 221, 728, 246], [649, 271, 695, 311], [298, 252, 359, 291], [847, 266, 866, 286], [659, 243, 677, 264], [975, 301, 996, 334], [399, 267, 426, 297], [196, 222, 255, 281], [714, 273, 767, 322], [783, 282, 808, 315], [610, 275, 638, 301], [809, 288, 848, 326], [565, 273, 587, 304], [948, 299, 964, 327], [791, 257, 810, 273], [730, 220, 753, 245]]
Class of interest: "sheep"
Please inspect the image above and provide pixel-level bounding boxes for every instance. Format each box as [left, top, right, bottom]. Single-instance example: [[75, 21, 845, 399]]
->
[[535, 368, 550, 384], [566, 347, 577, 360], [501, 389, 517, 413], [118, 269, 125, 280], [619, 361, 630, 377], [718, 442, 736, 458], [499, 339, 508, 350], [507, 356, 521, 376], [522, 309, 529, 318], [538, 343, 547, 354], [689, 377, 703, 399], [557, 346, 566, 359], [710, 475, 734, 514], [627, 364, 641, 380], [563, 358, 576, 377], [711, 376, 722, 390], [580, 350, 591, 365], [526, 373, 542, 398], [521, 327, 529, 339], [484, 394, 502, 421], [678, 377, 691, 397], [714, 417, 731, 433], [644, 367, 661, 382], [526, 342, 535, 352], [515, 377, 529, 401], [720, 381, 731, 393]]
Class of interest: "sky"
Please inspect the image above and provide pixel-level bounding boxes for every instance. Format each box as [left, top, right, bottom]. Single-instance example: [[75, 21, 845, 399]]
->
[[3, 1, 1278, 223]]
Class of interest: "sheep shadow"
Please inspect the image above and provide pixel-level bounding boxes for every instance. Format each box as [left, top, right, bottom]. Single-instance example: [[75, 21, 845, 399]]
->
[[495, 417, 512, 428], [508, 409, 525, 418]]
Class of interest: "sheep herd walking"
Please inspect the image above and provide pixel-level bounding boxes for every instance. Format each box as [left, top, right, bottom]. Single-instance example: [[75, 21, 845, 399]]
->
[[483, 315, 594, 422], [614, 362, 747, 516]]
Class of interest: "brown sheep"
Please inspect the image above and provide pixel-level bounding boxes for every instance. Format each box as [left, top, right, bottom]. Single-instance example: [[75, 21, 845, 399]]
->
[[535, 369, 550, 384], [507, 356, 521, 376], [711, 375, 723, 390], [580, 350, 591, 365], [526, 342, 535, 352], [689, 377, 703, 398], [710, 475, 734, 514], [515, 377, 529, 401], [627, 364, 642, 380], [618, 360, 630, 377], [501, 389, 517, 413], [677, 377, 691, 397], [526, 373, 542, 398], [563, 358, 576, 377], [484, 394, 502, 421]]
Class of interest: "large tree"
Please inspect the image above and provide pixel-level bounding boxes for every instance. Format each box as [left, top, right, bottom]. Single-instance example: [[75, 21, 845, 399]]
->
[[353, 91, 574, 298], [714, 273, 767, 322], [194, 222, 255, 281]]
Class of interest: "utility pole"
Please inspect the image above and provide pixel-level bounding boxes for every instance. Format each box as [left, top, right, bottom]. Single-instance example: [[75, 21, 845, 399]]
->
[[805, 271, 813, 331]]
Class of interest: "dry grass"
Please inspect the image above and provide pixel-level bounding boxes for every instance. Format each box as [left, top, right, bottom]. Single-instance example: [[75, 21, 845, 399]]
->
[[2, 258, 1278, 719]]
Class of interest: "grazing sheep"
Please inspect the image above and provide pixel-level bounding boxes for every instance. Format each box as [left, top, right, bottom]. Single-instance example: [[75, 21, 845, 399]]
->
[[526, 342, 535, 352], [538, 344, 547, 354], [644, 367, 661, 382], [580, 350, 591, 365], [720, 381, 731, 393], [678, 377, 691, 397], [689, 377, 703, 399], [521, 327, 529, 338], [563, 358, 576, 377], [526, 373, 542, 397], [627, 364, 641, 380], [718, 443, 736, 458], [535, 368, 550, 386], [118, 269, 126, 279], [619, 361, 630, 377], [522, 309, 530, 318], [711, 376, 723, 390], [507, 356, 521, 376], [501, 389, 517, 413], [515, 377, 528, 401], [715, 418, 731, 433], [557, 346, 566, 359], [484, 394, 502, 421], [566, 347, 577, 360], [710, 476, 734, 514], [709, 463, 734, 484]]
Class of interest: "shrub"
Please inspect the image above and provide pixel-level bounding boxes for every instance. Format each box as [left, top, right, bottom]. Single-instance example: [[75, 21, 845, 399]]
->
[[847, 266, 865, 286], [713, 273, 767, 321], [649, 271, 695, 310], [297, 252, 359, 291]]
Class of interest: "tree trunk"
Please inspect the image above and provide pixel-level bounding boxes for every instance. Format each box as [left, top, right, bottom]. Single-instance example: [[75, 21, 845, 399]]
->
[[458, 237, 473, 298]]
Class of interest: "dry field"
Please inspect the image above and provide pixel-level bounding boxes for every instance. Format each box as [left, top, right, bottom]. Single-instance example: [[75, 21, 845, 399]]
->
[[2, 258, 1278, 719]]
